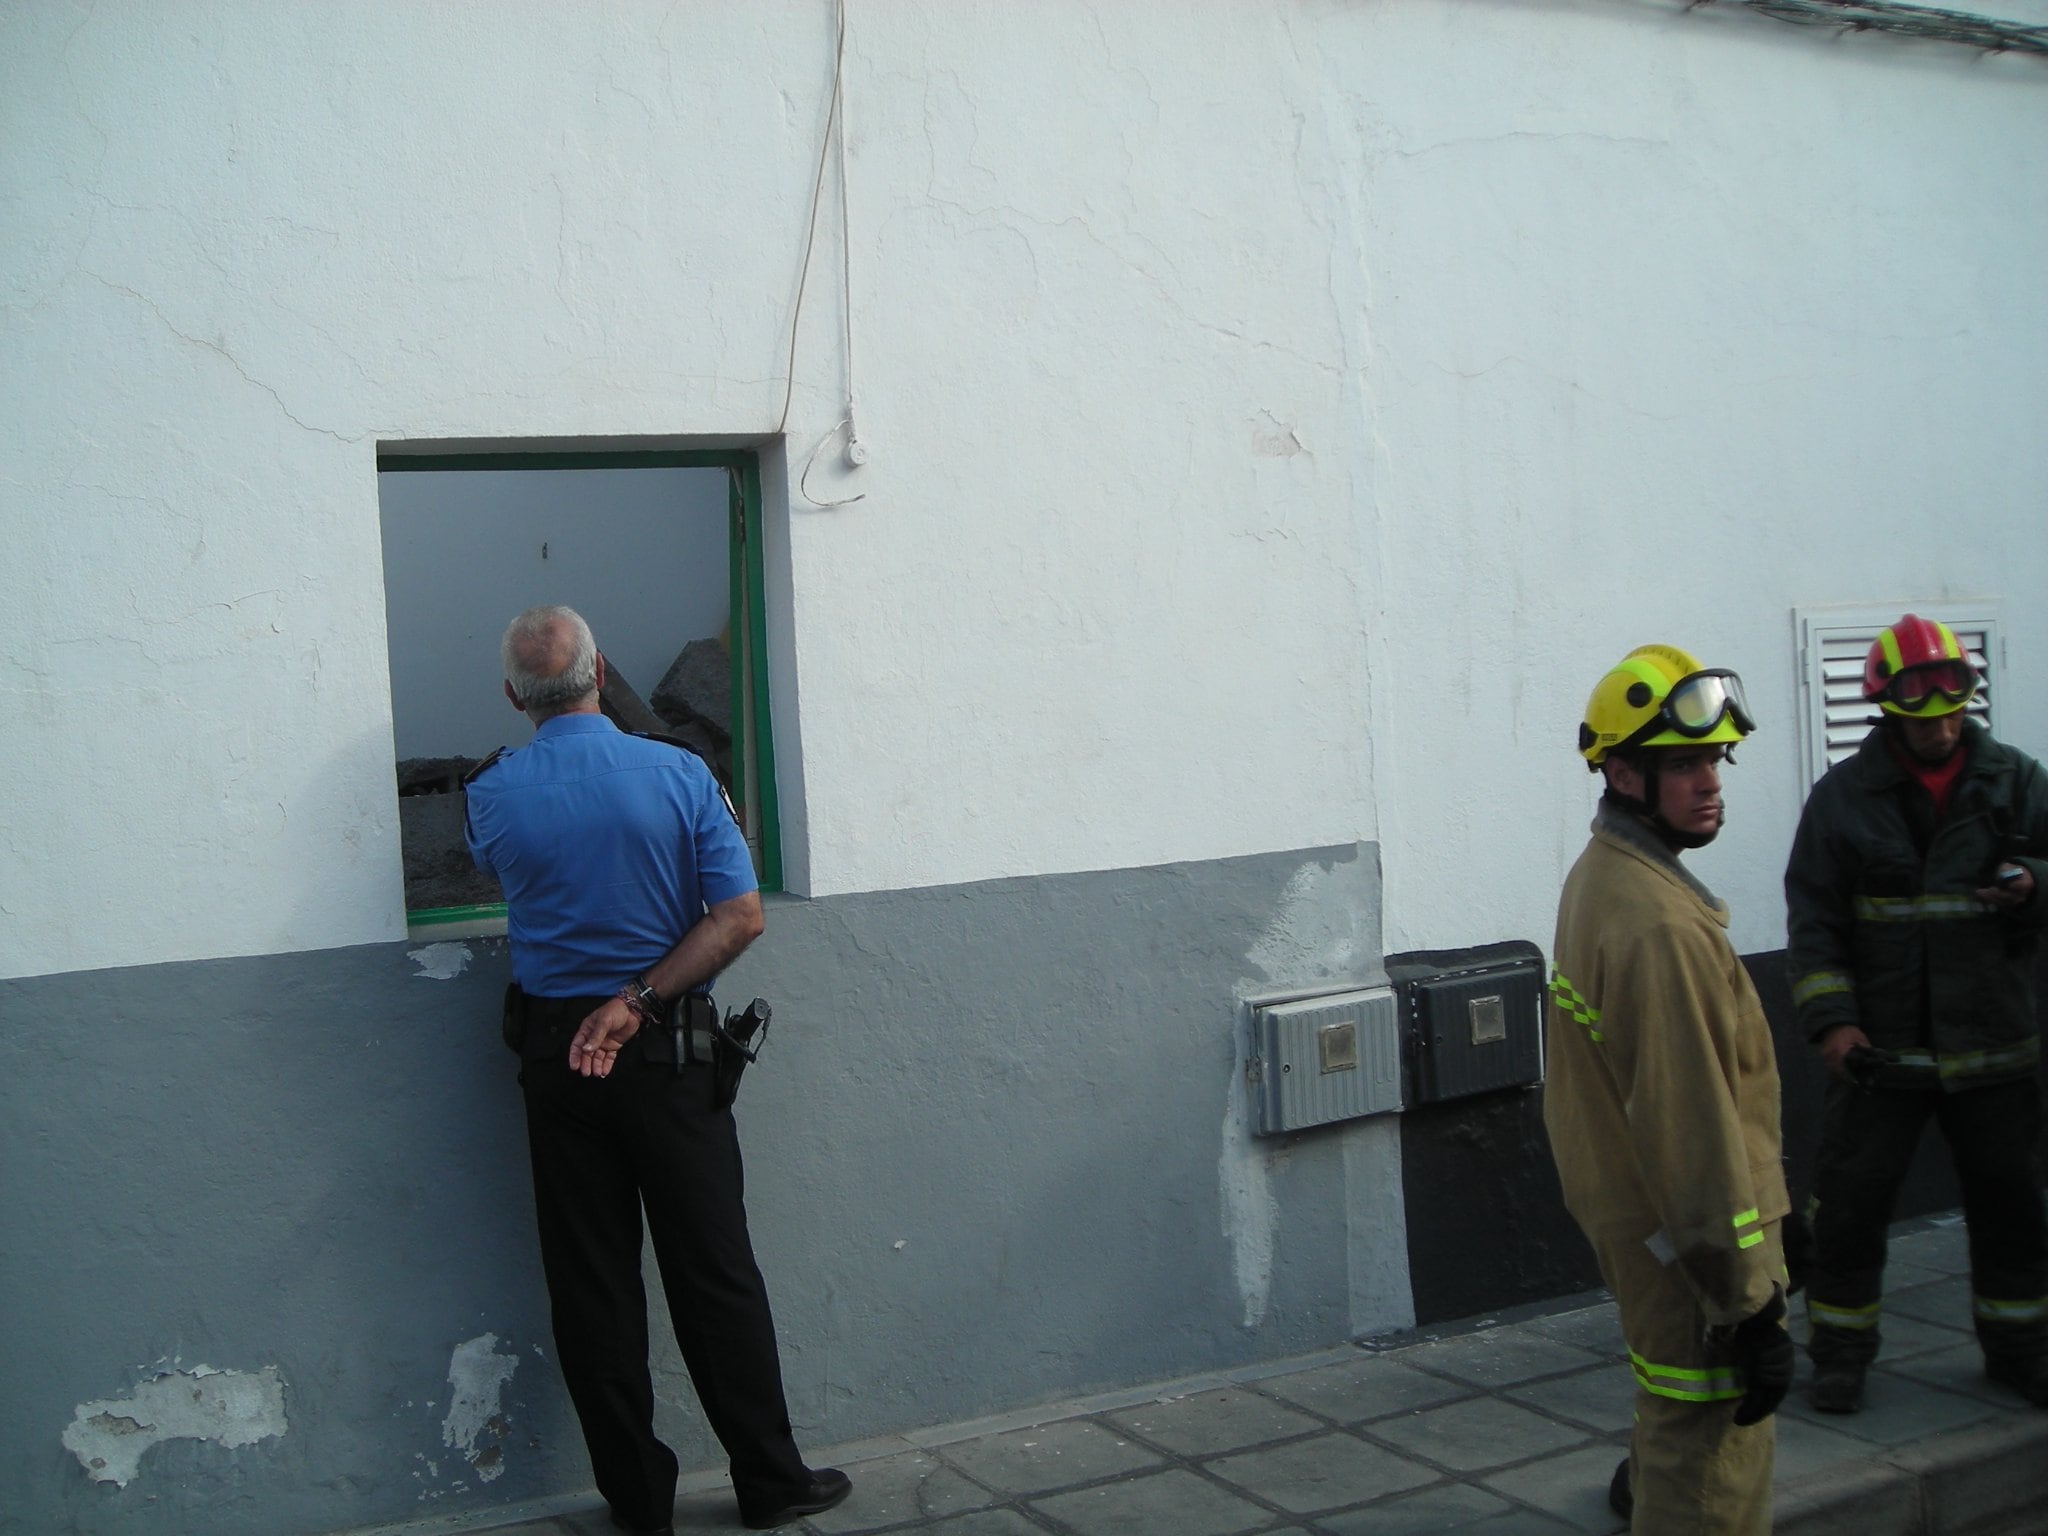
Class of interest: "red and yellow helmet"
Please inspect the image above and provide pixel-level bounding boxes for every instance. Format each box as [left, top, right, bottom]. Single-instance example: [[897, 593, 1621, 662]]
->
[[1862, 615, 1978, 718]]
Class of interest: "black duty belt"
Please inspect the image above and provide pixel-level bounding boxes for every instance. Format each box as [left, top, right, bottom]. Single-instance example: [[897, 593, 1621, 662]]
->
[[503, 986, 716, 1067]]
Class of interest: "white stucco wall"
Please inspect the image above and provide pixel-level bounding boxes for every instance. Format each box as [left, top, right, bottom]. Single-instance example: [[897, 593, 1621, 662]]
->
[[5, 0, 2046, 980], [1350, 1, 2048, 958]]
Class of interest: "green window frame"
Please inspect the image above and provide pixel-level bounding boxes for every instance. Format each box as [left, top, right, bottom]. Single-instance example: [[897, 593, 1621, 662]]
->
[[379, 447, 782, 941]]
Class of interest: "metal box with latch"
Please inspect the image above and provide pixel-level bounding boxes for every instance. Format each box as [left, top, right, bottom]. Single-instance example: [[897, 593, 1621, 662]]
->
[[1387, 941, 1544, 1104], [1249, 986, 1402, 1136]]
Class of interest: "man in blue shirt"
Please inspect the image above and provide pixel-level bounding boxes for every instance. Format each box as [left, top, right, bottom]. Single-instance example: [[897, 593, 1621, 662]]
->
[[465, 605, 850, 1534]]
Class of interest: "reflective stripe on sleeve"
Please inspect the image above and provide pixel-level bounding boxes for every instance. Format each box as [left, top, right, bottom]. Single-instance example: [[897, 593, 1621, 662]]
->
[[1732, 1208, 1764, 1251], [1548, 968, 1602, 1043], [1792, 969, 1853, 1006]]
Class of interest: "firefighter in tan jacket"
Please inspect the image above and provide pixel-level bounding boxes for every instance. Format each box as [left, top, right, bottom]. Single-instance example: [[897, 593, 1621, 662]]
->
[[1546, 645, 1794, 1534]]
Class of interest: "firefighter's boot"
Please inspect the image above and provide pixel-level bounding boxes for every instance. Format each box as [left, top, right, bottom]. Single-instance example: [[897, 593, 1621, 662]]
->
[[1809, 1359, 1866, 1414]]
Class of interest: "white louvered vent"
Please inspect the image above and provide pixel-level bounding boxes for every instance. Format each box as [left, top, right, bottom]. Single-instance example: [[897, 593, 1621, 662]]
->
[[1796, 605, 1999, 788]]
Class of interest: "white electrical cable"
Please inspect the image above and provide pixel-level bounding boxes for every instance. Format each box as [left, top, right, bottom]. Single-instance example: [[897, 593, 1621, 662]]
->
[[799, 417, 864, 509], [780, 0, 865, 508], [835, 0, 860, 467]]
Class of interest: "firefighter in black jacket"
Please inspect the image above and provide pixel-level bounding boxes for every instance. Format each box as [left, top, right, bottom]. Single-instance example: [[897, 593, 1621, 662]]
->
[[1786, 614, 2048, 1413]]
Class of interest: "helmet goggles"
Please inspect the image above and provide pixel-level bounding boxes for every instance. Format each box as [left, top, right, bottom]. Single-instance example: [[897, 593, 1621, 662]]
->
[[1622, 668, 1754, 751], [1873, 658, 1976, 715]]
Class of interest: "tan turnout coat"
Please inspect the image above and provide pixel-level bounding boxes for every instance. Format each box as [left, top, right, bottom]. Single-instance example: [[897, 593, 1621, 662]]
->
[[1546, 802, 1790, 1533], [1547, 804, 1788, 1326]]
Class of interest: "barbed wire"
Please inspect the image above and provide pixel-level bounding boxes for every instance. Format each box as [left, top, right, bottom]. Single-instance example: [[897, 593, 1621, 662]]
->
[[1689, 0, 2048, 56]]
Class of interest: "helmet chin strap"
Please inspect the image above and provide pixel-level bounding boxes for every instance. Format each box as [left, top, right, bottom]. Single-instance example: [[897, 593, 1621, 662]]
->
[[1605, 758, 1719, 851], [1661, 818, 1720, 851]]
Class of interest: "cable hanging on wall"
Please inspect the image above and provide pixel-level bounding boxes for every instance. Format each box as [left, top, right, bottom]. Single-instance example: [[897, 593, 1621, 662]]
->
[[779, 0, 865, 508], [1686, 0, 2048, 57]]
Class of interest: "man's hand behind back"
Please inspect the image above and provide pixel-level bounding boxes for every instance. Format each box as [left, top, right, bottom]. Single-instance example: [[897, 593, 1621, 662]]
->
[[570, 996, 643, 1078]]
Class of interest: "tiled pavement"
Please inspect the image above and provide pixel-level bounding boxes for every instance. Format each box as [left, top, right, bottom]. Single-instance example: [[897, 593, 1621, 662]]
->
[[364, 1214, 2048, 1536]]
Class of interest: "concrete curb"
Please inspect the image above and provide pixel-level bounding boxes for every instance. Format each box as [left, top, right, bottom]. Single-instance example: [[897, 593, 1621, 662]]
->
[[1777, 1412, 2048, 1536], [1894, 1413, 2048, 1535]]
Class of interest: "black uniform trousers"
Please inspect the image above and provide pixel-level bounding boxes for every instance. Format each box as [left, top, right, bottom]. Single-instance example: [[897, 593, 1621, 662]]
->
[[1806, 1075, 2048, 1371], [518, 1000, 811, 1529]]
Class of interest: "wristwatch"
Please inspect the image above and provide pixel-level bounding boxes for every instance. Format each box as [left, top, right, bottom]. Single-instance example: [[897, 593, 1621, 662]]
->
[[619, 975, 665, 1023]]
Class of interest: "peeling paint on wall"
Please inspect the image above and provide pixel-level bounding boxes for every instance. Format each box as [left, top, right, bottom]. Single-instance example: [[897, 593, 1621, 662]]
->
[[1242, 854, 1379, 986], [63, 1365, 287, 1487], [408, 942, 472, 980], [1220, 850, 1384, 1329], [1218, 1022, 1280, 1329], [441, 1334, 517, 1483]]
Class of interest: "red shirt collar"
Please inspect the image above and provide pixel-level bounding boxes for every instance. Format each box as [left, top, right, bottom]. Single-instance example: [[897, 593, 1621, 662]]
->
[[1886, 729, 1967, 816]]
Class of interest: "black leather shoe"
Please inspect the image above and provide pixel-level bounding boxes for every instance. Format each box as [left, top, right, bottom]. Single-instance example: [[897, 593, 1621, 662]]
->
[[606, 1508, 675, 1536], [741, 1467, 852, 1530], [1607, 1455, 1632, 1521]]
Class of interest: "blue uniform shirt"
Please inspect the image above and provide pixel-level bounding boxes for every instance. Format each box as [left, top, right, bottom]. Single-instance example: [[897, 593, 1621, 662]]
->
[[464, 713, 757, 998]]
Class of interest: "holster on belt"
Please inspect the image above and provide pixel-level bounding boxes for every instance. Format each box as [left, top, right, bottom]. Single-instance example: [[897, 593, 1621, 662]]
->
[[501, 985, 752, 1097], [713, 998, 772, 1109], [641, 993, 718, 1072]]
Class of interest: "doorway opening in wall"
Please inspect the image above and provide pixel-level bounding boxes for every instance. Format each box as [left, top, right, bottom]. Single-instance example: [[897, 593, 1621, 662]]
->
[[376, 447, 781, 940]]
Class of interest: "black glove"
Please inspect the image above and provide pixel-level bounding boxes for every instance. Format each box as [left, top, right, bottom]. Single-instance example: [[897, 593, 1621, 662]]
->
[[1728, 1286, 1794, 1427], [1782, 1206, 1813, 1298], [1842, 1044, 1898, 1089]]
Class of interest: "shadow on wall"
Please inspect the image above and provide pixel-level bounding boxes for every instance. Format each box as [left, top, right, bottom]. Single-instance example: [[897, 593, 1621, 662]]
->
[[1399, 1085, 1603, 1327], [1389, 941, 1603, 1328], [1395, 941, 2048, 1331]]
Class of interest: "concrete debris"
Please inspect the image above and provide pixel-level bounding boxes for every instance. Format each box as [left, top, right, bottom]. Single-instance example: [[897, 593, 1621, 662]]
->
[[396, 787, 499, 911], [652, 637, 732, 737], [596, 655, 667, 737], [394, 635, 737, 915], [396, 757, 477, 797]]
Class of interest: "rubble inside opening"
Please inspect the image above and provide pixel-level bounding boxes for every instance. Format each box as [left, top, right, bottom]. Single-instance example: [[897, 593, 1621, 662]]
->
[[396, 637, 735, 913]]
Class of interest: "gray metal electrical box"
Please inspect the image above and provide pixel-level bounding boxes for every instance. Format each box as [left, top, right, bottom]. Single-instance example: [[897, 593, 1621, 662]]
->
[[1387, 942, 1544, 1105], [1250, 986, 1401, 1136]]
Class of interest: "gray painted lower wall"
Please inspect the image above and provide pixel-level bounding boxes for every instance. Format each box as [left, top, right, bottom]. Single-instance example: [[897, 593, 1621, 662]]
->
[[0, 842, 1401, 1536]]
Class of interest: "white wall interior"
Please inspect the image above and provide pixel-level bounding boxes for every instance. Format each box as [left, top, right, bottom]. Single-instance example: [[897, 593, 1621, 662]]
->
[[378, 466, 729, 761], [4, 0, 2046, 981]]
